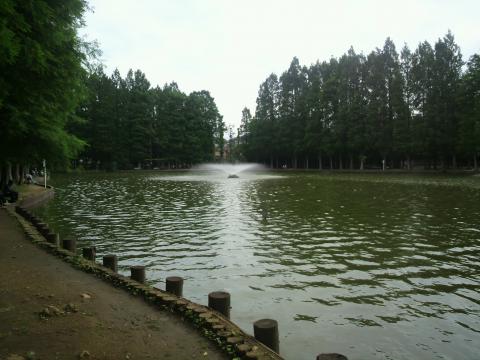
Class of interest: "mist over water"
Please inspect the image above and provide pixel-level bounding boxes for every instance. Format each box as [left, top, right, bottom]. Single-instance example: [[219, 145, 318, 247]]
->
[[36, 171, 480, 360], [194, 162, 265, 174]]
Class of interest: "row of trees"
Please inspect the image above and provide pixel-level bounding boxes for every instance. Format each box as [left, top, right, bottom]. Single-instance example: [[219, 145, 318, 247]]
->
[[0, 0, 226, 183], [0, 0, 89, 185], [72, 68, 225, 170], [237, 32, 480, 170]]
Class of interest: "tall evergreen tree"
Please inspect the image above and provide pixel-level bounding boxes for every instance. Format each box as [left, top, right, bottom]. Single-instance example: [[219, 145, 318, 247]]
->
[[244, 32, 476, 171], [458, 54, 480, 170], [0, 0, 88, 183], [411, 41, 436, 165], [252, 73, 280, 166], [304, 61, 326, 169], [278, 57, 307, 168], [397, 44, 415, 168], [237, 107, 252, 160], [431, 31, 463, 168]]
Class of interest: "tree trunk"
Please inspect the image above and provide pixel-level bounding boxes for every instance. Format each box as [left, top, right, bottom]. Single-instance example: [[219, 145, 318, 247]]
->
[[270, 156, 273, 169], [452, 154, 457, 169], [382, 156, 386, 171], [474, 152, 478, 171], [329, 156, 333, 169], [19, 165, 25, 185], [318, 153, 322, 170], [360, 157, 364, 171], [305, 158, 309, 170], [293, 156, 297, 169], [349, 156, 353, 170], [407, 155, 411, 170], [14, 163, 20, 184], [339, 156, 343, 170], [6, 163, 12, 182]]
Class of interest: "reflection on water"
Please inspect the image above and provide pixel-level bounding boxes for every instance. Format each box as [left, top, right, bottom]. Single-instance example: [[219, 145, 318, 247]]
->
[[36, 171, 480, 360]]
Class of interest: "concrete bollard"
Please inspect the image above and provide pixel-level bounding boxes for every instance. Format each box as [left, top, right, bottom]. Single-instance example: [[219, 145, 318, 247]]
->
[[35, 221, 46, 229], [46, 232, 59, 246], [82, 247, 96, 261], [208, 291, 231, 318], [316, 354, 348, 360], [35, 218, 45, 227], [38, 223, 50, 237], [102, 255, 118, 272], [24, 210, 33, 221], [41, 226, 51, 238], [166, 276, 183, 297], [130, 266, 146, 283], [253, 319, 279, 353], [62, 238, 76, 253], [31, 217, 41, 227]]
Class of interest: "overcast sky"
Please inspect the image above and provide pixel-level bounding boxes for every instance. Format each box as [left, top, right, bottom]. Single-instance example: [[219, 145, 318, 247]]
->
[[81, 0, 480, 129]]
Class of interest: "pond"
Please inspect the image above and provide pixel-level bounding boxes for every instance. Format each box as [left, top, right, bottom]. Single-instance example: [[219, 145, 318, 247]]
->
[[35, 170, 480, 360]]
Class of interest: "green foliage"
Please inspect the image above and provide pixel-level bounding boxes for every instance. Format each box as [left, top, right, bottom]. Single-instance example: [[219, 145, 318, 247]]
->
[[458, 54, 480, 169], [75, 69, 225, 169], [245, 32, 478, 170], [0, 0, 88, 171]]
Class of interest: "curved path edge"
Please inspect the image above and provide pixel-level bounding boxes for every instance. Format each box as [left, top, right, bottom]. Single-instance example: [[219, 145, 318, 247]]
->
[[11, 189, 283, 360]]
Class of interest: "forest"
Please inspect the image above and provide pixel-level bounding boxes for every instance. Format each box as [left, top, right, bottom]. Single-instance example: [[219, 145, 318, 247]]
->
[[0, 0, 88, 183], [0, 0, 225, 183], [1, 0, 479, 183], [73, 68, 225, 170], [237, 33, 480, 170]]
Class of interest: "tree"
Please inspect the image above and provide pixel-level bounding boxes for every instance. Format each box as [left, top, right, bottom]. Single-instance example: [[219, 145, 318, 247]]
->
[[337, 48, 369, 169], [303, 62, 324, 169], [396, 44, 415, 169], [244, 33, 477, 171], [237, 107, 252, 160], [76, 70, 224, 169], [431, 31, 463, 168], [458, 54, 480, 170], [252, 73, 280, 166], [365, 38, 406, 169], [185, 90, 222, 163], [278, 57, 308, 168], [76, 66, 117, 169], [0, 0, 88, 183], [411, 41, 436, 166], [124, 69, 153, 168]]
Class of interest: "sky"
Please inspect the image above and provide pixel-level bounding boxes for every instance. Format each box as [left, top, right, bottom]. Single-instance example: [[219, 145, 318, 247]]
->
[[81, 0, 480, 129]]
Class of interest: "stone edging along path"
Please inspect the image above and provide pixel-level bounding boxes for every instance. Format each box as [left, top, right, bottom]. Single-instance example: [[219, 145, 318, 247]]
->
[[10, 187, 283, 360]]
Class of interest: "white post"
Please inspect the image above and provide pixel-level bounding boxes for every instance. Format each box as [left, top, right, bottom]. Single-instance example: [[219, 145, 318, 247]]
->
[[43, 159, 47, 188]]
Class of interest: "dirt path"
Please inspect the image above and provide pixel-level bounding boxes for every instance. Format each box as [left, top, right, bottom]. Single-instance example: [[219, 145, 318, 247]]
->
[[0, 208, 228, 360]]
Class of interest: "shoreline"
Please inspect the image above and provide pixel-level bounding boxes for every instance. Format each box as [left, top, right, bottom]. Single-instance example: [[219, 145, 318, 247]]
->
[[62, 167, 480, 175], [2, 186, 283, 360]]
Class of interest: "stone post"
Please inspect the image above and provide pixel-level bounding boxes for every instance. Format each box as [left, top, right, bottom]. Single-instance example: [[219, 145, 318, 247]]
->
[[253, 319, 279, 353], [208, 291, 231, 318]]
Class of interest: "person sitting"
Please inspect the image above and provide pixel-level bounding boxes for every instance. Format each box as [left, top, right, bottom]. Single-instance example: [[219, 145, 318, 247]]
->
[[3, 180, 19, 203]]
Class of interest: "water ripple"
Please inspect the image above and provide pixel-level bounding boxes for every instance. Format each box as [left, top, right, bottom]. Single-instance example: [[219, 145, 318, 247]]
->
[[36, 171, 480, 360]]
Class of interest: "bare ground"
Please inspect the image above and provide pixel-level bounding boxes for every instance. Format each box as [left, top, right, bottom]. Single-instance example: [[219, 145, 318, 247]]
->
[[0, 208, 228, 360]]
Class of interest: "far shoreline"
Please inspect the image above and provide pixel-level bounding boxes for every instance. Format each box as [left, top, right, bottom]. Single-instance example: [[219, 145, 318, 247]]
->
[[60, 167, 480, 176]]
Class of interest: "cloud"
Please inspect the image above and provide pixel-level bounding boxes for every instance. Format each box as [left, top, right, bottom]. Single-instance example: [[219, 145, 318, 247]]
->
[[81, 0, 480, 128]]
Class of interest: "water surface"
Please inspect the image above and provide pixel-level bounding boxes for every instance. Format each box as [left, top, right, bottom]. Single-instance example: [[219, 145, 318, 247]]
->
[[36, 171, 480, 360]]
